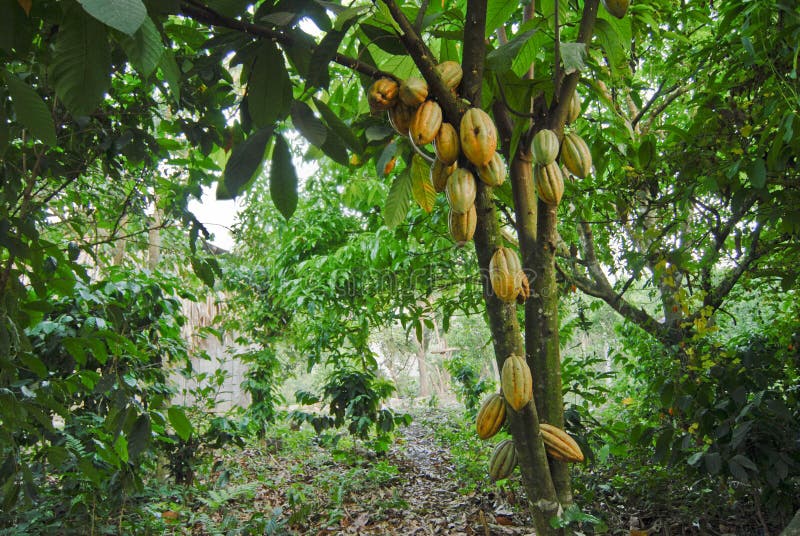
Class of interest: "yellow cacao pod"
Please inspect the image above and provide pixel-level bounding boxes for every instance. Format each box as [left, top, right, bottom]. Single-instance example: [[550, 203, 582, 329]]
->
[[368, 78, 399, 112], [490, 247, 522, 303], [540, 423, 584, 463], [488, 439, 517, 481], [534, 162, 565, 206], [435, 60, 463, 91], [601, 0, 629, 18], [434, 122, 460, 165], [477, 152, 506, 187], [409, 100, 443, 146], [445, 168, 477, 214], [430, 159, 457, 193], [476, 393, 506, 439], [449, 205, 476, 245], [567, 92, 581, 124], [531, 129, 560, 166], [561, 132, 592, 179], [501, 354, 532, 411], [388, 102, 416, 136], [460, 108, 497, 167], [399, 77, 428, 107]]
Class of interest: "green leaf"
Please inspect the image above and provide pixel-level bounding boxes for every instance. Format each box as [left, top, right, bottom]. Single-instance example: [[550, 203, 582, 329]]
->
[[248, 42, 293, 128], [290, 100, 327, 147], [307, 17, 358, 89], [118, 16, 163, 77], [270, 134, 299, 220], [376, 142, 398, 178], [224, 127, 272, 197], [167, 406, 193, 441], [560, 42, 587, 74], [3, 72, 57, 146], [383, 168, 412, 229], [360, 24, 405, 56], [113, 435, 129, 464], [703, 452, 722, 475], [50, 7, 112, 116], [127, 414, 151, 460], [594, 19, 627, 77], [191, 256, 216, 288], [410, 154, 436, 213], [749, 158, 766, 188], [485, 0, 517, 38], [158, 49, 181, 103], [486, 29, 537, 73], [313, 97, 363, 153], [638, 136, 655, 170], [78, 0, 146, 35]]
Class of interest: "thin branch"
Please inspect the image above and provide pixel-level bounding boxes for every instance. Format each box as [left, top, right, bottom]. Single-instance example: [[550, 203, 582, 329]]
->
[[412, 0, 430, 33], [641, 86, 691, 130], [554, 0, 561, 96], [180, 1, 393, 81]]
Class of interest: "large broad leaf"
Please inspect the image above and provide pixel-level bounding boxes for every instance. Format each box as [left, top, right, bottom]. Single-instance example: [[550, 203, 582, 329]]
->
[[248, 42, 293, 128], [306, 16, 358, 90], [167, 406, 193, 441], [78, 0, 146, 35], [485, 0, 518, 38], [223, 127, 272, 197], [313, 97, 363, 153], [560, 42, 588, 75], [158, 49, 181, 103], [50, 7, 112, 116], [410, 154, 436, 213], [118, 16, 163, 77], [290, 100, 327, 147], [127, 413, 151, 460], [270, 134, 299, 220], [594, 19, 627, 77], [486, 28, 537, 73], [383, 168, 412, 228], [4, 72, 57, 146], [359, 24, 405, 56]]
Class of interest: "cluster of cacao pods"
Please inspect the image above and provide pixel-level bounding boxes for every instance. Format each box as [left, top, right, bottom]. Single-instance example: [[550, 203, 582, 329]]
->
[[368, 62, 507, 247], [489, 246, 529, 304], [530, 92, 593, 206], [478, 353, 583, 480]]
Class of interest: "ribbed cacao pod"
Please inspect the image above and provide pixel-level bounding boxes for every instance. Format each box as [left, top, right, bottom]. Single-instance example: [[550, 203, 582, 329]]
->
[[567, 92, 581, 124], [531, 129, 560, 165], [477, 153, 506, 187], [540, 423, 584, 463], [430, 159, 457, 193], [561, 132, 592, 179], [434, 123, 460, 166], [460, 108, 497, 167], [601, 0, 629, 18], [409, 100, 443, 146], [534, 162, 565, 206], [368, 78, 399, 112], [449, 205, 476, 245], [501, 354, 532, 411], [490, 247, 522, 303], [399, 77, 428, 107], [476, 393, 506, 439], [488, 439, 517, 481], [445, 168, 477, 214], [516, 271, 530, 305], [435, 61, 463, 91], [388, 103, 416, 136]]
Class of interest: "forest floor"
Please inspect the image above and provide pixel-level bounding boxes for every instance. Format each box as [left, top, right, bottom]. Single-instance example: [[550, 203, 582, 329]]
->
[[182, 407, 537, 535]]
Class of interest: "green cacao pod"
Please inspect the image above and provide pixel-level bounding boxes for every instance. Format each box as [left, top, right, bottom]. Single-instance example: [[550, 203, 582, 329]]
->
[[399, 77, 428, 107], [489, 247, 522, 303], [460, 108, 497, 167], [476, 393, 506, 440], [434, 122, 460, 165], [477, 152, 506, 187], [540, 423, 584, 463], [488, 439, 517, 481], [601, 0, 629, 18], [409, 100, 442, 146], [388, 102, 415, 136], [368, 78, 399, 112], [531, 129, 560, 165], [449, 205, 476, 245], [534, 162, 565, 206], [561, 132, 592, 179], [501, 354, 532, 411], [435, 61, 463, 91], [567, 92, 581, 124], [445, 168, 477, 214], [430, 159, 457, 193]]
